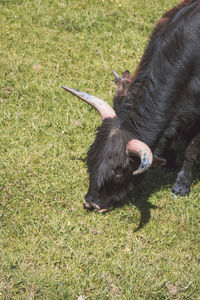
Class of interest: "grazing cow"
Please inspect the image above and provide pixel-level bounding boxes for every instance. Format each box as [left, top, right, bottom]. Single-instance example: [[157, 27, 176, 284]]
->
[[62, 0, 200, 212]]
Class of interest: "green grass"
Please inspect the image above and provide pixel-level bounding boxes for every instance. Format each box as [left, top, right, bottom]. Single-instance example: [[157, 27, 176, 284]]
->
[[0, 0, 200, 299]]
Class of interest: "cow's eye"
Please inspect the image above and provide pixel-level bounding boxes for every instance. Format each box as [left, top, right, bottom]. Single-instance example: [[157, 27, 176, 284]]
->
[[115, 173, 123, 179], [111, 168, 124, 182]]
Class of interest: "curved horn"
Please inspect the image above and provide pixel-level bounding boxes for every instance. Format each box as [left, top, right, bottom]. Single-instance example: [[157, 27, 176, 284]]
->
[[126, 139, 153, 175], [61, 86, 116, 120]]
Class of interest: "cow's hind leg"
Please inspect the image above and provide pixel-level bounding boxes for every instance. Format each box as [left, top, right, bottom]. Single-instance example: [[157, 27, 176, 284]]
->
[[172, 132, 200, 196]]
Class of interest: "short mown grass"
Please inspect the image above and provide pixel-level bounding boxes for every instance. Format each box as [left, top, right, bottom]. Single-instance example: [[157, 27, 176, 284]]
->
[[0, 0, 200, 299]]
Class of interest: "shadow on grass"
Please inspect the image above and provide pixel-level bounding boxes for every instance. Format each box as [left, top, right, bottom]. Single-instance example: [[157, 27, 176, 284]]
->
[[114, 168, 177, 231], [133, 169, 177, 231], [121, 159, 200, 231]]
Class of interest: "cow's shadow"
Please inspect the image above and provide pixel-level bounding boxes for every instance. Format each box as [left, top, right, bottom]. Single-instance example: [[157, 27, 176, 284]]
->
[[115, 168, 176, 231], [130, 169, 176, 231], [116, 159, 200, 231]]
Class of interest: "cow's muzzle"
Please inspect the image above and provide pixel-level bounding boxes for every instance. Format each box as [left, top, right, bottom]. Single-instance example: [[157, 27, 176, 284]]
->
[[83, 199, 112, 213]]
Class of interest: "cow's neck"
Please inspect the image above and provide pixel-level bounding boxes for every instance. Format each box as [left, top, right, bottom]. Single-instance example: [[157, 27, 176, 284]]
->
[[119, 74, 182, 155]]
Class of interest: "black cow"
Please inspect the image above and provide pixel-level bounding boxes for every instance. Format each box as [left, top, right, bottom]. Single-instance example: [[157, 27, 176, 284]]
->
[[62, 0, 200, 212]]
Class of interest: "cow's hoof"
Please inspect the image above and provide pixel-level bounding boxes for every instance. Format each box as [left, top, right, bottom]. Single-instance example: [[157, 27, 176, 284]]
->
[[171, 184, 190, 196]]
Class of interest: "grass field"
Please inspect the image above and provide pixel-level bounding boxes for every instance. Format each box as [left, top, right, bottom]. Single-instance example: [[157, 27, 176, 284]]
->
[[0, 0, 200, 299]]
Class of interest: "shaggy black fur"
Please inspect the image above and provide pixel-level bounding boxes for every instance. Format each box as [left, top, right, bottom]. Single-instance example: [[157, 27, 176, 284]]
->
[[85, 0, 200, 210]]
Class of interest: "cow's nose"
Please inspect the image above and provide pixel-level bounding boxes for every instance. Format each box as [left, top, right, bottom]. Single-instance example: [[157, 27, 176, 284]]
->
[[83, 200, 110, 213], [83, 199, 100, 210], [83, 199, 94, 210]]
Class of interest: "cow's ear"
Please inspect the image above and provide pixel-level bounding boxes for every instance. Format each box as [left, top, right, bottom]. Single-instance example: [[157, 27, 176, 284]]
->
[[151, 156, 167, 169], [122, 70, 130, 80], [112, 70, 130, 86], [112, 70, 121, 85]]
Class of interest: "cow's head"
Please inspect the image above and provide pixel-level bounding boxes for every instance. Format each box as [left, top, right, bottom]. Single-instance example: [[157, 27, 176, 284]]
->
[[62, 73, 153, 212]]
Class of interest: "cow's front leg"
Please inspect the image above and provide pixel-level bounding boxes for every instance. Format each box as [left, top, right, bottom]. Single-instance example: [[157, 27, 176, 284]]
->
[[172, 133, 200, 196]]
